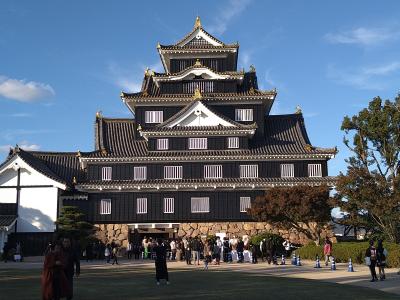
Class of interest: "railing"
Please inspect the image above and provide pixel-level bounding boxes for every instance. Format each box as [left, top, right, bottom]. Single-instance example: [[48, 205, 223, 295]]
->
[[160, 80, 237, 94]]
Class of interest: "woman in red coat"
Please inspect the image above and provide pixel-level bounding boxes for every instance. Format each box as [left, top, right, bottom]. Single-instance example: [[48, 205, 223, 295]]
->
[[41, 242, 71, 300]]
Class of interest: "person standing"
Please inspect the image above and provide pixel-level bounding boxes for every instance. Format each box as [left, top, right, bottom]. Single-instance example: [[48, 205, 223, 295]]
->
[[142, 237, 149, 259], [237, 238, 244, 263], [282, 239, 291, 257], [204, 240, 212, 270], [192, 237, 201, 266], [127, 241, 133, 260], [213, 238, 222, 265], [61, 238, 80, 300], [154, 239, 170, 285], [170, 240, 176, 261], [112, 244, 119, 265], [323, 237, 333, 266], [105, 244, 111, 263], [250, 242, 258, 264], [185, 238, 192, 265], [365, 240, 379, 282], [376, 240, 388, 281], [42, 242, 70, 300]]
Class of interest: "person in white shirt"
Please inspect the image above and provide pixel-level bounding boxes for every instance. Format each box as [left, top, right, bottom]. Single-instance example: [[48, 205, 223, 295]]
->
[[170, 240, 176, 260], [282, 239, 291, 257]]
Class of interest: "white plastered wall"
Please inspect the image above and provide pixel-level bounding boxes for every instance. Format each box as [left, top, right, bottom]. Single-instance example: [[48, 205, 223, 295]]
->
[[0, 156, 66, 232]]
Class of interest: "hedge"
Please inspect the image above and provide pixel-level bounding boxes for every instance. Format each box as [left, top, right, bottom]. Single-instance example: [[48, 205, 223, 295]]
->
[[297, 241, 400, 268], [250, 232, 284, 253]]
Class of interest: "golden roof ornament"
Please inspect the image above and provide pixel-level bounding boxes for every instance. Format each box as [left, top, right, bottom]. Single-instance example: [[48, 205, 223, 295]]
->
[[142, 90, 149, 97], [76, 150, 81, 157], [137, 124, 142, 131], [157, 42, 161, 49], [144, 67, 150, 76], [101, 149, 108, 155], [96, 111, 103, 118], [304, 144, 313, 152], [249, 86, 255, 95], [295, 105, 302, 114], [193, 87, 202, 100], [249, 65, 256, 72], [72, 176, 77, 184], [194, 16, 202, 29], [194, 59, 202, 67]]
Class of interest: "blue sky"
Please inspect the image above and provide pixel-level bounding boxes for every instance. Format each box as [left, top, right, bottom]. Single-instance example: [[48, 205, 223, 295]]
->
[[1, 0, 400, 175]]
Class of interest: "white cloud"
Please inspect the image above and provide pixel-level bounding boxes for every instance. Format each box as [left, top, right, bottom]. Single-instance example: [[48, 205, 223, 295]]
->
[[0, 76, 55, 102], [325, 26, 400, 46], [208, 0, 252, 35], [0, 141, 40, 153], [327, 62, 400, 90]]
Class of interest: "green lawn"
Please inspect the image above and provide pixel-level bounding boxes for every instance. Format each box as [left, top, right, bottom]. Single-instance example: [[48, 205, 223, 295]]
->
[[0, 266, 398, 300]]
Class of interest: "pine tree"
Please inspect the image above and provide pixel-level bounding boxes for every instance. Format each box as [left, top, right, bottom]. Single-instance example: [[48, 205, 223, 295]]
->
[[55, 206, 94, 242]]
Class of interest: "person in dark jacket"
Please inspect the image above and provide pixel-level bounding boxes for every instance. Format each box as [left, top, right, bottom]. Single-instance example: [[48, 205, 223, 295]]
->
[[237, 238, 244, 263], [376, 240, 388, 281], [185, 238, 192, 265], [154, 239, 169, 285], [250, 242, 258, 264], [365, 240, 378, 282], [62, 238, 80, 300]]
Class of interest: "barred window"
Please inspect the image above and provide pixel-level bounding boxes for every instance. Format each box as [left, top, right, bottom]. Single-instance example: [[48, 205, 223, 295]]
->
[[281, 164, 294, 178], [240, 165, 258, 178], [227, 137, 239, 149], [164, 166, 183, 179], [157, 138, 169, 150], [100, 199, 111, 215], [188, 137, 207, 150], [235, 109, 253, 121], [204, 165, 223, 179], [102, 167, 112, 181], [137, 198, 147, 214], [134, 166, 147, 180], [240, 197, 251, 212], [164, 198, 174, 214], [191, 197, 209, 213], [308, 164, 322, 177], [145, 111, 163, 123]]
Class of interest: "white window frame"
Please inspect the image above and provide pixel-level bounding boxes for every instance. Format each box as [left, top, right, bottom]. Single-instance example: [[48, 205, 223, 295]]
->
[[145, 111, 163, 123], [133, 166, 147, 180], [240, 165, 258, 178], [240, 197, 251, 212], [281, 164, 295, 178], [164, 166, 183, 179], [191, 197, 210, 213], [188, 137, 207, 150], [157, 138, 169, 150], [100, 199, 111, 215], [163, 198, 174, 214], [235, 109, 253, 121], [101, 167, 112, 181], [308, 164, 322, 177], [136, 198, 147, 214], [227, 137, 239, 149], [204, 165, 223, 179]]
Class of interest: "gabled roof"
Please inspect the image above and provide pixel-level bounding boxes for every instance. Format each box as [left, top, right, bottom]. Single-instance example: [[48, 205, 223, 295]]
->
[[154, 100, 255, 129], [0, 147, 85, 188], [152, 63, 244, 86]]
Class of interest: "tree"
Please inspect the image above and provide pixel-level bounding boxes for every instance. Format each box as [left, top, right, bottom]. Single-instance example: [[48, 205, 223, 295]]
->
[[55, 206, 95, 243], [249, 185, 333, 245], [335, 95, 400, 243]]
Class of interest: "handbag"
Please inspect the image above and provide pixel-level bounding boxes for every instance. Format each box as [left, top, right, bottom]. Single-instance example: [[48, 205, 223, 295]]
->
[[365, 256, 371, 266]]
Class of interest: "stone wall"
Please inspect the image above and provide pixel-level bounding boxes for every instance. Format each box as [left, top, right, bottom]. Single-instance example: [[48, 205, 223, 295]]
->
[[178, 222, 335, 245], [94, 224, 129, 248]]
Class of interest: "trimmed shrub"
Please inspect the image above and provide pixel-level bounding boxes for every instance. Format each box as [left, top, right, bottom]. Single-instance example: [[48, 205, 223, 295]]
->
[[250, 232, 284, 252], [297, 241, 400, 268]]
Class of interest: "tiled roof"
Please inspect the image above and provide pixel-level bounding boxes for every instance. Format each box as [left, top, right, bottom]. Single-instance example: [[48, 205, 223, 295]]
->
[[94, 117, 148, 157], [152, 64, 244, 79], [158, 44, 239, 50], [0, 148, 85, 187], [84, 113, 336, 159], [78, 176, 337, 187], [0, 215, 16, 227]]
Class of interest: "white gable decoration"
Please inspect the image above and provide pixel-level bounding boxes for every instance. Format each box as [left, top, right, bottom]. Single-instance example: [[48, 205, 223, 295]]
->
[[167, 101, 236, 128], [177, 27, 223, 47]]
